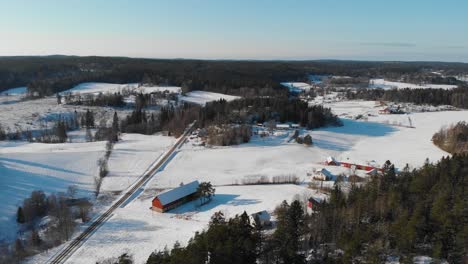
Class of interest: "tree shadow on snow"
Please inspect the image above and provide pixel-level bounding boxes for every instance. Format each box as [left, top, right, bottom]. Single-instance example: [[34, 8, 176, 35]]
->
[[167, 194, 257, 214], [317, 119, 397, 137], [0, 157, 86, 175]]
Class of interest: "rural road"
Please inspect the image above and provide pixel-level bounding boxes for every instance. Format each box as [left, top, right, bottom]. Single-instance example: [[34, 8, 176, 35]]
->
[[48, 122, 196, 264]]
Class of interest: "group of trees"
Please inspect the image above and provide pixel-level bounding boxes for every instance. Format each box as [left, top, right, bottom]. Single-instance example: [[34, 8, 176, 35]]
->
[[61, 92, 125, 107], [432, 121, 468, 153], [346, 86, 468, 108], [144, 200, 306, 264], [206, 125, 252, 146], [120, 108, 160, 135], [200, 98, 342, 129], [138, 154, 467, 263], [303, 156, 467, 263], [5, 188, 90, 262]]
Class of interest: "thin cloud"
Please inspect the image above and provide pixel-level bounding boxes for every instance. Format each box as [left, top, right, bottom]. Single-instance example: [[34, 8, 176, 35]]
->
[[359, 42, 416, 47], [441, 45, 466, 49]]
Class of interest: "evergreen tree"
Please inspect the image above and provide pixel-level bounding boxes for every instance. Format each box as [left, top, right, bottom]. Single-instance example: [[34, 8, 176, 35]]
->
[[111, 111, 120, 142], [16, 206, 25, 223], [303, 134, 313, 145]]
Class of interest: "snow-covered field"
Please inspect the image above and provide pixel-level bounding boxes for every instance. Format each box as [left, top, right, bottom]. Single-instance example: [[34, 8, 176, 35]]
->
[[26, 100, 468, 263], [0, 140, 106, 242], [369, 78, 458, 90], [280, 82, 312, 93], [0, 86, 27, 95], [60, 83, 181, 95], [2, 90, 463, 263], [179, 90, 240, 105], [101, 133, 176, 193], [0, 133, 175, 243], [64, 185, 319, 264]]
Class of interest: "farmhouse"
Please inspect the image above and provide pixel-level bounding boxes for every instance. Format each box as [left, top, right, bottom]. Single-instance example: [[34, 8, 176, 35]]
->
[[313, 168, 334, 181], [250, 210, 271, 227], [152, 181, 200, 213]]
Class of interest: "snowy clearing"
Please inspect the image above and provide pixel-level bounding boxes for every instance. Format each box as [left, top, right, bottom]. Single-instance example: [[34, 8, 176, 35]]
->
[[15, 97, 468, 263], [369, 78, 458, 90], [59, 185, 320, 264], [179, 90, 240, 105], [0, 140, 106, 242], [280, 82, 312, 93], [0, 86, 27, 95], [0, 133, 175, 243], [60, 82, 181, 95]]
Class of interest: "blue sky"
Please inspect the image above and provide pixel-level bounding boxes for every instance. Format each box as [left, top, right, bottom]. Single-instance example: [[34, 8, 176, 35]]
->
[[1, 0, 467, 62]]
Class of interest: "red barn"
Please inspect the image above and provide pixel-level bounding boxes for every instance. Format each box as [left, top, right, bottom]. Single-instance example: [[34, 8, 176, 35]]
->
[[152, 181, 199, 213]]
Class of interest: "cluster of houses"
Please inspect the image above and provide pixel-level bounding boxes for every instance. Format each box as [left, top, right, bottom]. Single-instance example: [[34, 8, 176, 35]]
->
[[309, 157, 382, 183]]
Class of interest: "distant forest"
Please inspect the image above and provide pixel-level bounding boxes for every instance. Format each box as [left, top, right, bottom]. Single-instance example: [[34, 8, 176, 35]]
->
[[1, 56, 468, 97], [346, 86, 468, 108]]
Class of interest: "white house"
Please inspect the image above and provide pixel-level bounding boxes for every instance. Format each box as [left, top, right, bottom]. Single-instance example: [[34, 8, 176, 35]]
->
[[313, 168, 334, 181], [250, 210, 271, 227]]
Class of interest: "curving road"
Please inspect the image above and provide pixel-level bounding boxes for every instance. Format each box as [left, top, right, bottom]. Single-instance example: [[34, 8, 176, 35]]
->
[[48, 122, 196, 264]]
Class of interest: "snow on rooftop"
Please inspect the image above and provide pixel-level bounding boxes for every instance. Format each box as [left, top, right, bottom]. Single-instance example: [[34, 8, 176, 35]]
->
[[320, 168, 334, 178], [251, 210, 271, 221], [155, 180, 200, 206]]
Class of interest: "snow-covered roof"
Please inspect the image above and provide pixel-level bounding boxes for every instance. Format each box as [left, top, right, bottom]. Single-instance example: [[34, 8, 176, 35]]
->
[[155, 181, 199, 206], [320, 168, 334, 178], [276, 124, 290, 128], [251, 210, 271, 222]]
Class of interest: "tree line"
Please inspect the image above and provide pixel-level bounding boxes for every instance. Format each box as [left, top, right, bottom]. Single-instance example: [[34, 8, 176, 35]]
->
[[432, 121, 468, 153], [346, 86, 468, 108], [2, 56, 467, 97]]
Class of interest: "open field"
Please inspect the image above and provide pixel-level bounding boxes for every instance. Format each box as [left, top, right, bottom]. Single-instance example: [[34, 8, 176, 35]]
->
[[25, 100, 468, 263]]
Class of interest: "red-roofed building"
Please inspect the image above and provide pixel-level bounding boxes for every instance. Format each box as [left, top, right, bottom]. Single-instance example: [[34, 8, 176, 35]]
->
[[152, 181, 200, 213]]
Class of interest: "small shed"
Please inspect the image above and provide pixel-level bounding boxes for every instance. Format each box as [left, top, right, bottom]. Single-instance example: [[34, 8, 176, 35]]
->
[[250, 210, 271, 227], [325, 156, 338, 166], [291, 123, 300, 129], [152, 181, 200, 213], [307, 197, 321, 211]]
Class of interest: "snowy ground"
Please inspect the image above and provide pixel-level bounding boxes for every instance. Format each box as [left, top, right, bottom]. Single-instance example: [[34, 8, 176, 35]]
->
[[0, 140, 106, 242], [27, 100, 468, 263], [101, 133, 176, 193], [62, 185, 320, 264], [0, 86, 27, 95], [0, 133, 175, 243], [369, 78, 458, 90], [5, 92, 465, 263], [60, 82, 181, 95], [179, 90, 240, 106]]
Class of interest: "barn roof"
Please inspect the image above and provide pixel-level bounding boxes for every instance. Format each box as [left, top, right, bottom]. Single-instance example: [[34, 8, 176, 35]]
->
[[155, 181, 200, 206]]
